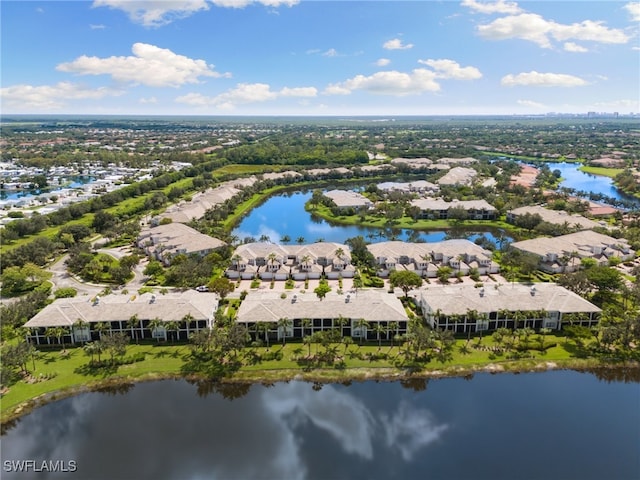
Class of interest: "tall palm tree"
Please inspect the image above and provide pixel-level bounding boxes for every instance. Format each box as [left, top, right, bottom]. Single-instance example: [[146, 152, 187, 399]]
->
[[127, 314, 139, 344], [301, 318, 312, 338], [165, 320, 180, 343], [277, 317, 292, 346], [148, 317, 165, 343], [465, 309, 479, 341], [94, 321, 111, 340], [182, 313, 195, 340], [386, 321, 399, 351], [280, 235, 291, 244], [256, 322, 271, 348], [73, 318, 90, 344], [373, 323, 386, 349], [296, 236, 306, 245], [333, 315, 348, 337], [354, 318, 370, 345]]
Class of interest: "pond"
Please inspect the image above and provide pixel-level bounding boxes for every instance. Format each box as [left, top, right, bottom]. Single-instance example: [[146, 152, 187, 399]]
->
[[0, 176, 96, 201], [233, 191, 512, 246], [1, 370, 638, 479], [522, 161, 639, 208]]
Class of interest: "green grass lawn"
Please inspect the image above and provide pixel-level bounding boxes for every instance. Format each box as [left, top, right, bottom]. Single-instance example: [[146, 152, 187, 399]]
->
[[577, 165, 624, 178], [1, 333, 603, 423], [310, 203, 516, 233]]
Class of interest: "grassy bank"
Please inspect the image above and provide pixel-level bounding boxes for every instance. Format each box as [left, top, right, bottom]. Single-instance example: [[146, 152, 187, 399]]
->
[[2, 335, 628, 424], [308, 203, 518, 234], [577, 165, 624, 178]]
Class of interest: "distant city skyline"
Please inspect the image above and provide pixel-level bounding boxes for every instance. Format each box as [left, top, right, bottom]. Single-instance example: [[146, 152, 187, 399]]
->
[[1, 1, 639, 116]]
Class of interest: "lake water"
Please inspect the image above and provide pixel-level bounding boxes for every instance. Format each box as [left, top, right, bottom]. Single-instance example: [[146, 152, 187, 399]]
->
[[2, 370, 638, 480], [0, 176, 96, 201], [233, 191, 511, 246]]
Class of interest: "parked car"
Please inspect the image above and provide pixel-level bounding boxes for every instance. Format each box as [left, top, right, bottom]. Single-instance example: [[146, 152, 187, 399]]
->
[[195, 285, 209, 292]]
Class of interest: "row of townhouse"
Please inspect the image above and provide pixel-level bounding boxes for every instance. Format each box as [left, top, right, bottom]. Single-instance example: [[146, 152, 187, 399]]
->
[[368, 240, 500, 278], [138, 223, 226, 266], [506, 205, 601, 231], [225, 239, 499, 281], [510, 230, 635, 273], [226, 242, 355, 280], [23, 282, 601, 346], [419, 283, 601, 333], [409, 198, 497, 220], [23, 291, 218, 345]]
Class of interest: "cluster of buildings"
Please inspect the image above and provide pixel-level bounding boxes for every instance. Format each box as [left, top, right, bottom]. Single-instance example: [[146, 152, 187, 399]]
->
[[23, 282, 601, 345], [138, 223, 226, 266], [224, 239, 498, 281], [23, 291, 218, 345], [511, 230, 635, 273], [226, 242, 354, 280]]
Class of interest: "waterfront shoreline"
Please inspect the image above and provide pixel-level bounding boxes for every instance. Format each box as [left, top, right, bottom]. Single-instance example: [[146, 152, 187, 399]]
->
[[3, 358, 637, 427]]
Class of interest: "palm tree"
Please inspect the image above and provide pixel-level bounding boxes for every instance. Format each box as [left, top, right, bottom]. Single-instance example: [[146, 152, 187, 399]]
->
[[373, 323, 386, 349], [333, 315, 348, 337], [256, 322, 271, 348], [465, 309, 479, 341], [148, 317, 165, 343], [303, 333, 313, 357], [127, 314, 139, 344], [280, 235, 291, 244], [182, 313, 195, 340], [477, 313, 489, 342], [259, 234, 271, 243], [73, 318, 90, 344], [334, 247, 345, 263], [512, 310, 526, 331], [94, 321, 110, 340], [296, 236, 306, 245], [165, 320, 180, 343], [277, 317, 292, 346], [354, 318, 370, 345], [386, 321, 399, 351], [301, 318, 312, 338]]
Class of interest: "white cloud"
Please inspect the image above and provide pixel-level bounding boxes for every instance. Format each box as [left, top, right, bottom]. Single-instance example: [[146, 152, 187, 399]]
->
[[477, 13, 630, 48], [624, 2, 640, 21], [57, 43, 228, 88], [93, 0, 298, 26], [0, 82, 124, 110], [461, 0, 522, 15], [375, 58, 391, 67], [563, 42, 588, 53], [324, 69, 440, 96], [323, 48, 340, 57], [383, 38, 414, 50], [89, 24, 106, 30], [517, 99, 546, 108], [92, 0, 210, 27], [501, 71, 588, 87], [139, 96, 158, 104], [418, 59, 482, 80], [211, 0, 299, 8], [176, 83, 317, 109], [380, 402, 448, 461]]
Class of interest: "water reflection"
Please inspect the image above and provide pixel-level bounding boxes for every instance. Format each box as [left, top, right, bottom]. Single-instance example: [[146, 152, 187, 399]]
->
[[233, 191, 512, 245], [2, 372, 639, 480]]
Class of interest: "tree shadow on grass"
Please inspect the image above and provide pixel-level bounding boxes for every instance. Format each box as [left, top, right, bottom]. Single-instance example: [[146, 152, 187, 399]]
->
[[74, 361, 119, 378], [180, 351, 241, 379]]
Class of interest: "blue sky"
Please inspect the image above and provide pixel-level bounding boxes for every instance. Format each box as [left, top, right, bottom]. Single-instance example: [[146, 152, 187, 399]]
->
[[1, 0, 639, 115]]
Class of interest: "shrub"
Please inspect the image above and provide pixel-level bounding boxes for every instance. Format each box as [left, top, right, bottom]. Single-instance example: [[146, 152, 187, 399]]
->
[[54, 287, 77, 298]]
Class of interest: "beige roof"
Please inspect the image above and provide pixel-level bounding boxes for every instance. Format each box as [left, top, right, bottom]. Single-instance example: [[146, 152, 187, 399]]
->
[[437, 166, 477, 186], [24, 291, 218, 328], [233, 242, 351, 263], [508, 205, 600, 230], [236, 290, 408, 324], [139, 223, 226, 255], [511, 230, 633, 259], [419, 283, 601, 316], [411, 198, 496, 212], [324, 189, 372, 208]]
